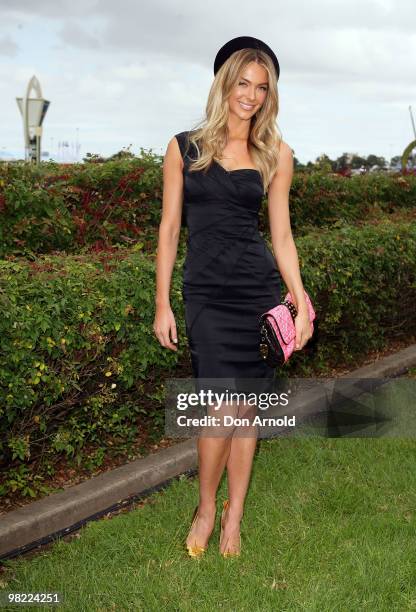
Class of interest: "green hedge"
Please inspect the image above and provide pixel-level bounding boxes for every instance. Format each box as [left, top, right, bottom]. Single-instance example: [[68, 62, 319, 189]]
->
[[0, 156, 163, 258], [0, 158, 415, 258], [1, 217, 415, 497], [287, 171, 416, 233]]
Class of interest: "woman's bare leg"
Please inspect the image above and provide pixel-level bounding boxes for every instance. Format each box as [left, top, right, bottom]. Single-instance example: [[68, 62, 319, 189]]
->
[[185, 399, 238, 549], [220, 403, 258, 554]]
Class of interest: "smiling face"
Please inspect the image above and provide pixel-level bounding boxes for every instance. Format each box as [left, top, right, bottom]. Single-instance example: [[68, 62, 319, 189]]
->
[[228, 61, 269, 120]]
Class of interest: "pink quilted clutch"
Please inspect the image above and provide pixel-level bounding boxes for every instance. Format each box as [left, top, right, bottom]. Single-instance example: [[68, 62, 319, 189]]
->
[[258, 289, 316, 367]]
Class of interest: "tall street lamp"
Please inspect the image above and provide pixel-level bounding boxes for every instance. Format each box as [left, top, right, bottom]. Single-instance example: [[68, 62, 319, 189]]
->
[[16, 75, 50, 164]]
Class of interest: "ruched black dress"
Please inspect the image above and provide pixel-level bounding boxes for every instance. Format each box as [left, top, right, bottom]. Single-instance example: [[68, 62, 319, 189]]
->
[[175, 130, 282, 394]]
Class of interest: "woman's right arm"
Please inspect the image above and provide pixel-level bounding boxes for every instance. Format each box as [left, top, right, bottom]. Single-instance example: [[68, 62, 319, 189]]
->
[[153, 136, 184, 352]]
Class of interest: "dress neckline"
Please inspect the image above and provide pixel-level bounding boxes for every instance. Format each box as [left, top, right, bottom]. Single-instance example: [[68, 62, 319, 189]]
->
[[214, 160, 261, 176]]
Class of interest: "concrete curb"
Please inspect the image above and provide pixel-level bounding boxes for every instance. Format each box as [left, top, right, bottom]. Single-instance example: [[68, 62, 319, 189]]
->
[[1, 344, 415, 560], [0, 438, 198, 560]]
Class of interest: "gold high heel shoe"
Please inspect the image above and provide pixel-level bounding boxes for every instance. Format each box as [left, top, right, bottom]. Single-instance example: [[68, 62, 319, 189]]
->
[[219, 499, 241, 558], [185, 505, 207, 558]]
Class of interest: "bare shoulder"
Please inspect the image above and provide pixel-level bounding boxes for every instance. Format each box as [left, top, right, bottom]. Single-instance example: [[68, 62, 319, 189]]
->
[[269, 140, 294, 187], [278, 140, 294, 165], [168, 134, 182, 157], [164, 135, 184, 171]]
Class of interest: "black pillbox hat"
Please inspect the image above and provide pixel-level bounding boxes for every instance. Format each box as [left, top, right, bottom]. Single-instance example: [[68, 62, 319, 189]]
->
[[214, 36, 280, 81]]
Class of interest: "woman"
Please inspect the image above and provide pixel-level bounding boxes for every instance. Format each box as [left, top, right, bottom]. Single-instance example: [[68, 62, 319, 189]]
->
[[153, 36, 312, 558]]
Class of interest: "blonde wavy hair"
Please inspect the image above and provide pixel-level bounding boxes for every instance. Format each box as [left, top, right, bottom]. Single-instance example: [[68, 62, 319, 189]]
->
[[184, 48, 283, 194]]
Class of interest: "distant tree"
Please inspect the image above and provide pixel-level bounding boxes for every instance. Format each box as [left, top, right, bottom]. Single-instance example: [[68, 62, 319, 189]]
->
[[366, 154, 387, 169], [293, 155, 303, 170], [82, 152, 106, 163], [315, 153, 333, 173], [333, 153, 350, 173], [83, 145, 136, 163], [107, 145, 136, 161], [390, 155, 401, 167], [350, 154, 367, 170]]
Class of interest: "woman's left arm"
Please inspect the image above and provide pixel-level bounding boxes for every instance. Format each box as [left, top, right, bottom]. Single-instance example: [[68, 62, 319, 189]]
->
[[267, 141, 312, 350]]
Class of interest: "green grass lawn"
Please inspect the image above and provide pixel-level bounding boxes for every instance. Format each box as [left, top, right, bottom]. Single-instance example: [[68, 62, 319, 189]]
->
[[1, 436, 416, 611]]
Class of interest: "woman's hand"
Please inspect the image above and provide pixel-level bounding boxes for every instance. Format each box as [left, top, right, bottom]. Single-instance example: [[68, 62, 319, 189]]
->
[[294, 310, 313, 351], [153, 304, 178, 351]]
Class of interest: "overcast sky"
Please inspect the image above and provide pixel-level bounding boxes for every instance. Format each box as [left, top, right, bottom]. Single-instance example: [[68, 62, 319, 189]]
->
[[0, 0, 415, 163]]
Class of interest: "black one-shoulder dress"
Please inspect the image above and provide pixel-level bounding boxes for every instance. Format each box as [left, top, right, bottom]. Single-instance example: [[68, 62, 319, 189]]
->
[[175, 130, 282, 393]]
